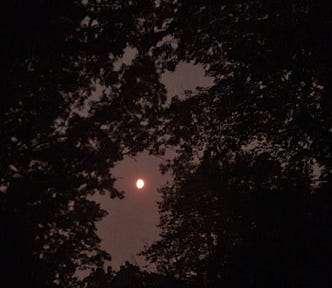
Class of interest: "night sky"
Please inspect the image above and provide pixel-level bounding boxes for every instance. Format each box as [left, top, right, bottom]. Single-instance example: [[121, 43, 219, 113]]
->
[[96, 62, 213, 270]]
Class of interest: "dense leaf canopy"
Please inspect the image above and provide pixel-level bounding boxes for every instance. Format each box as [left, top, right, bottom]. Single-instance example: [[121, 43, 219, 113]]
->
[[0, 1, 166, 287], [1, 1, 331, 287], [143, 1, 332, 287]]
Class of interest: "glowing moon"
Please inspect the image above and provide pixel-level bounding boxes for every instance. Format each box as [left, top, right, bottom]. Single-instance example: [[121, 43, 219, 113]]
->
[[136, 179, 144, 189]]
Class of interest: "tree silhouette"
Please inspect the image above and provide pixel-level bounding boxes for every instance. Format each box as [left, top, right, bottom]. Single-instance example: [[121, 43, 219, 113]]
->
[[81, 262, 183, 288], [0, 1, 166, 287], [2, 1, 331, 287], [84, 262, 182, 288], [143, 1, 332, 287]]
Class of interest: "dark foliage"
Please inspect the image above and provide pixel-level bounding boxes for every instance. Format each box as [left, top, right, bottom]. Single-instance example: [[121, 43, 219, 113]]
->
[[82, 262, 182, 288], [143, 1, 332, 287], [1, 0, 331, 287], [0, 0, 166, 287]]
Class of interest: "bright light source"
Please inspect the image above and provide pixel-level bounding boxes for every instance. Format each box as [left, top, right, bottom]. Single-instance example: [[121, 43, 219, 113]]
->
[[136, 179, 144, 189]]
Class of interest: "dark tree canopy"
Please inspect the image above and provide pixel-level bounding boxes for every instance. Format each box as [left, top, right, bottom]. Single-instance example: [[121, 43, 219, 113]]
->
[[82, 261, 182, 288], [0, 1, 166, 287], [143, 1, 332, 287], [1, 1, 331, 287]]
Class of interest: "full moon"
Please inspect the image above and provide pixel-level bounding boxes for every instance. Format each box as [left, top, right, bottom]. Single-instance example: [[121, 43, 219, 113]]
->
[[136, 179, 145, 189]]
